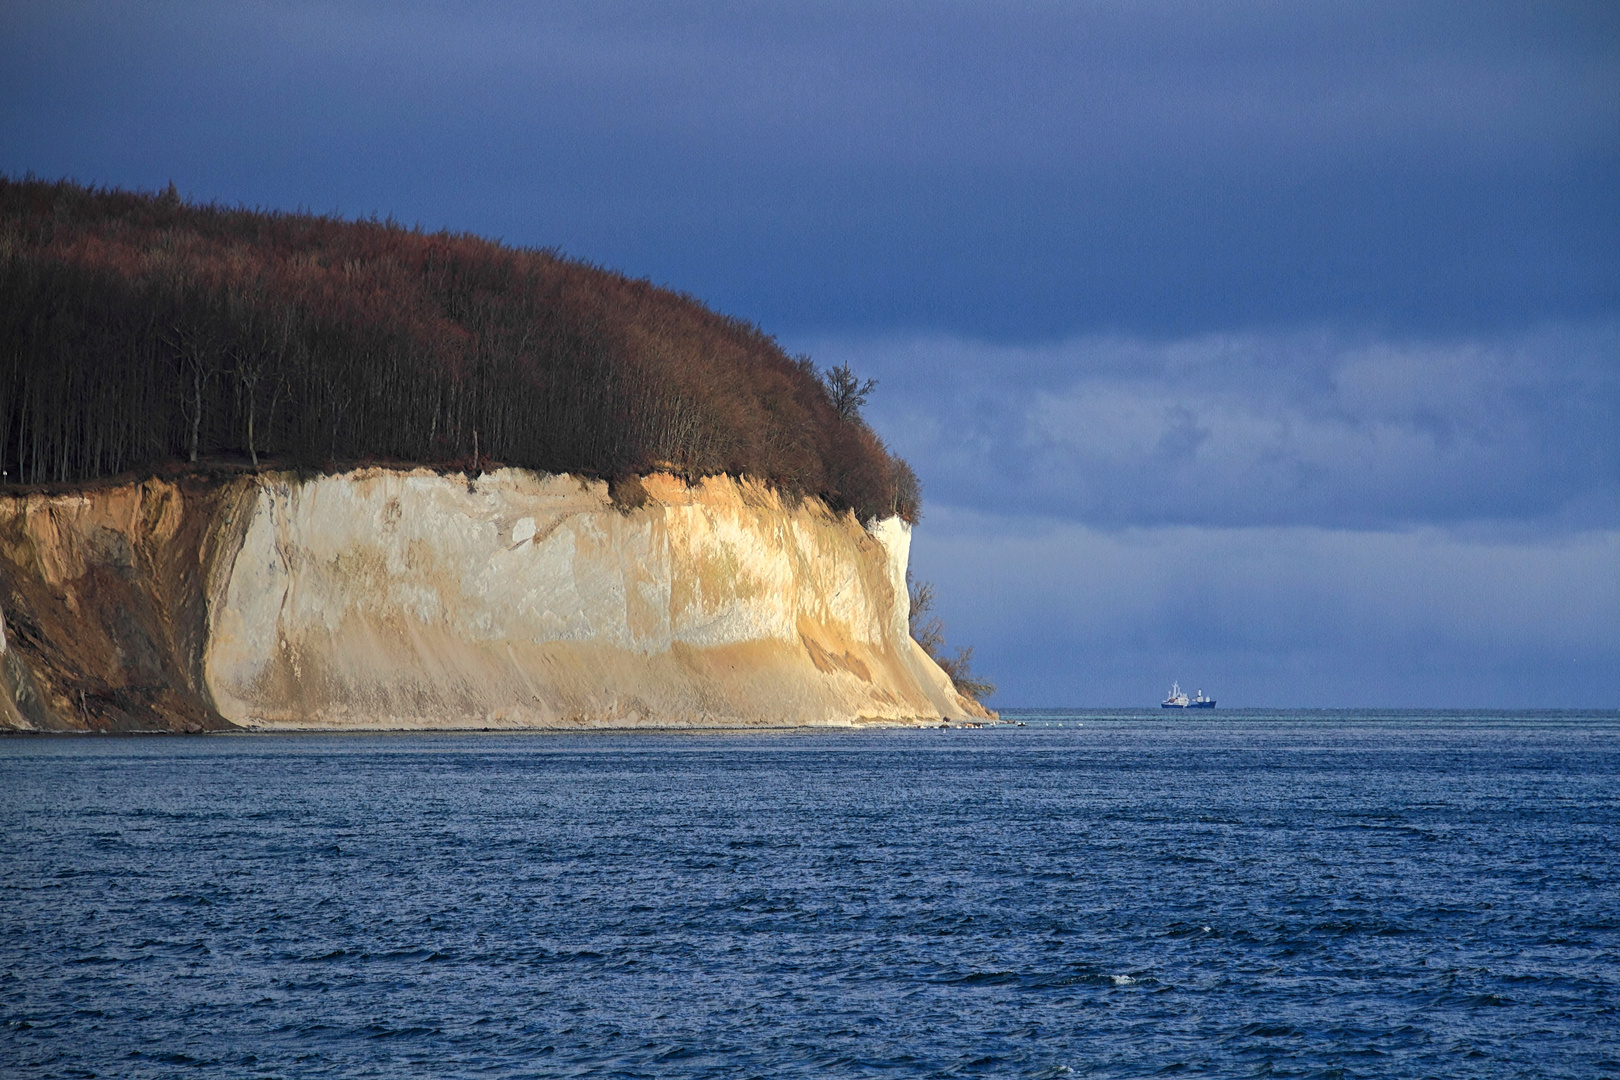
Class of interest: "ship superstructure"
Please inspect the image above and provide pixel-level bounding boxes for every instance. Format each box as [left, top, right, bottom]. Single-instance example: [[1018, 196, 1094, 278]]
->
[[1161, 682, 1216, 708]]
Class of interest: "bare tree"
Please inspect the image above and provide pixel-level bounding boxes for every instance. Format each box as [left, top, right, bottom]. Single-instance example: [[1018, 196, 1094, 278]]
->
[[908, 570, 995, 702], [908, 571, 945, 657], [227, 292, 296, 468], [160, 320, 218, 464], [824, 363, 877, 422]]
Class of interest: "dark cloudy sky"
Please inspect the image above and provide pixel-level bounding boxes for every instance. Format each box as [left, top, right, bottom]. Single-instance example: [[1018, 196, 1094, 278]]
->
[[4, 0, 1616, 706]]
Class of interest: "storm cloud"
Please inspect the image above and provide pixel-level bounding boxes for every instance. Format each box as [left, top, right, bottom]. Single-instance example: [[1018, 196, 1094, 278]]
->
[[4, 1, 1614, 337], [808, 323, 1619, 530], [805, 324, 1618, 705]]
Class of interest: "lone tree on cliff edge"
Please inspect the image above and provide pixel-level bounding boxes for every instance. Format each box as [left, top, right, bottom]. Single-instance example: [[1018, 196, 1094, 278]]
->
[[825, 364, 878, 422]]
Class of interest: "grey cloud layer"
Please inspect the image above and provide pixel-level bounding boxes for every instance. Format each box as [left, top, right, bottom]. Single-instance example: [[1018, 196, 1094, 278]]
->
[[813, 324, 1618, 530], [909, 511, 1620, 707], [3, 0, 1613, 336], [822, 323, 1618, 705]]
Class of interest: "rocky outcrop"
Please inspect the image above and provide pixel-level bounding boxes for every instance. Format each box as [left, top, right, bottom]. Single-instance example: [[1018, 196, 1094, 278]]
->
[[0, 469, 988, 731]]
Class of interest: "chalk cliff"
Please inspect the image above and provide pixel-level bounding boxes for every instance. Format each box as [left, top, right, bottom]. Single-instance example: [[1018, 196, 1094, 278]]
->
[[0, 469, 987, 731]]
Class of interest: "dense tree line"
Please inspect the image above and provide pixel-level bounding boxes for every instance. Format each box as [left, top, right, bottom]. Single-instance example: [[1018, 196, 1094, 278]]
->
[[0, 178, 920, 523]]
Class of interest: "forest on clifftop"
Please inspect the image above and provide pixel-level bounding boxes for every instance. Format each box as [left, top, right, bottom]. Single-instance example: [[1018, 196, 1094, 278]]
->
[[0, 178, 919, 524]]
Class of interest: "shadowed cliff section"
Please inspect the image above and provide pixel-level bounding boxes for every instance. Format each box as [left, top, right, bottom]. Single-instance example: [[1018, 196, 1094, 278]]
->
[[0, 177, 918, 525], [0, 475, 246, 731]]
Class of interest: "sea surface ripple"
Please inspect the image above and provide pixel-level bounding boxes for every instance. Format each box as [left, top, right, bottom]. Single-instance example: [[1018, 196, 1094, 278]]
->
[[2, 711, 1617, 1078]]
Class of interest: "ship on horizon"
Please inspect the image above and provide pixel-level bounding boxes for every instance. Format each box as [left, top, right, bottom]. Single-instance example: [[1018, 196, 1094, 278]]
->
[[1162, 682, 1215, 708]]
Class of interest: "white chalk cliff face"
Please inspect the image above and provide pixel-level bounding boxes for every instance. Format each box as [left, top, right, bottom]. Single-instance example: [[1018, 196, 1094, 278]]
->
[[197, 469, 978, 729]]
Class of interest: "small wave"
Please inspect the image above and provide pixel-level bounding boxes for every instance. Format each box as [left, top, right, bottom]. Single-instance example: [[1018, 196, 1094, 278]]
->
[[299, 948, 353, 962], [1464, 993, 1513, 1008], [945, 970, 1020, 986], [1164, 922, 1216, 938], [129, 1050, 207, 1066], [376, 947, 433, 961], [364, 1023, 440, 1040]]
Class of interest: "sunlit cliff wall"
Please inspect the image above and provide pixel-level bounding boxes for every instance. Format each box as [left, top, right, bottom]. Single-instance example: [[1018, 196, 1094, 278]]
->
[[0, 469, 985, 731]]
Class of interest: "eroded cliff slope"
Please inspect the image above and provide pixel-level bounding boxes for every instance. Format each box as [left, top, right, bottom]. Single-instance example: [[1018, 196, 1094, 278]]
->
[[0, 469, 986, 731]]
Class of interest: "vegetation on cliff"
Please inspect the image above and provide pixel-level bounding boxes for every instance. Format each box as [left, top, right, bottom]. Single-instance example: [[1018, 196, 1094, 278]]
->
[[908, 572, 996, 703], [0, 178, 918, 524]]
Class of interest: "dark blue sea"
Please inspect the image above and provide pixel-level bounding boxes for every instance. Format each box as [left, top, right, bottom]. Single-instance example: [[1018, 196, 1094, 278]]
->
[[3, 711, 1617, 1079]]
